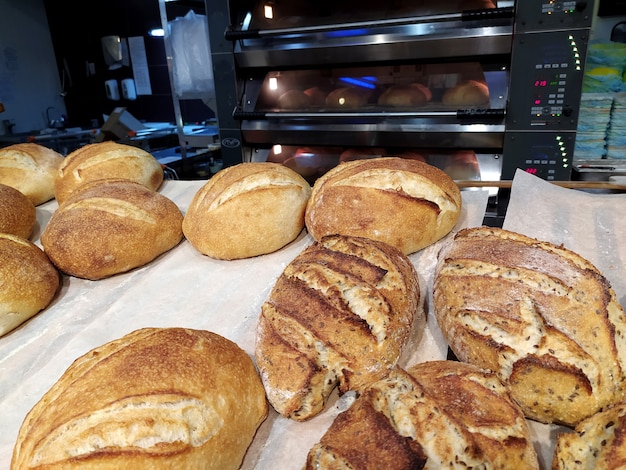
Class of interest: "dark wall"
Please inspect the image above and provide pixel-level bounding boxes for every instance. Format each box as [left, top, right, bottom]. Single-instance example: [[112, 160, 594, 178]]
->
[[42, 0, 213, 129]]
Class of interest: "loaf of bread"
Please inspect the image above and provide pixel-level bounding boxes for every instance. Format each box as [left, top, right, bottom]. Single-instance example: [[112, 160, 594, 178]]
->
[[11, 327, 269, 470], [377, 84, 428, 107], [41, 179, 183, 280], [552, 402, 626, 469], [434, 226, 626, 427], [0, 183, 36, 239], [183, 162, 312, 260], [305, 157, 462, 255], [306, 361, 539, 469], [255, 234, 423, 421], [442, 80, 490, 107], [278, 89, 312, 109], [0, 143, 64, 205], [0, 233, 59, 336], [325, 87, 370, 108], [54, 141, 164, 205]]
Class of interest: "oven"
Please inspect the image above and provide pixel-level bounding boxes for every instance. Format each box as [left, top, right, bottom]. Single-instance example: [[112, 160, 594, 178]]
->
[[207, 0, 595, 185]]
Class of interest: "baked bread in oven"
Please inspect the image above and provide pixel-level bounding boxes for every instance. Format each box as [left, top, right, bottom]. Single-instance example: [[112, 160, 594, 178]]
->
[[305, 157, 462, 255], [0, 143, 64, 205], [255, 234, 423, 421], [11, 328, 269, 470], [442, 79, 490, 107], [434, 226, 626, 427], [305, 361, 539, 470]]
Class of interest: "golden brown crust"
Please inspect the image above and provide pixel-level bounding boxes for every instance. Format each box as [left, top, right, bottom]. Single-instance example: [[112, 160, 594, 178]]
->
[[54, 142, 164, 205], [305, 157, 462, 255], [0, 183, 36, 239], [552, 403, 626, 469], [325, 87, 371, 108], [378, 85, 428, 107], [433, 226, 626, 427], [255, 234, 423, 421], [182, 162, 312, 260], [0, 233, 59, 336], [306, 361, 538, 470], [442, 80, 490, 107], [41, 179, 183, 280], [0, 143, 64, 205], [11, 327, 269, 470]]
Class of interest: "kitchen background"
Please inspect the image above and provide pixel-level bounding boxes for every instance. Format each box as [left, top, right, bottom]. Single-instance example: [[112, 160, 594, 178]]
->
[[0, 0, 625, 165]]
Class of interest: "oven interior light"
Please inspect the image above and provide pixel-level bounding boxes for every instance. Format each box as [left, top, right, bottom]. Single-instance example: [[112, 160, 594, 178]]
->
[[264, 4, 274, 19], [269, 77, 278, 90], [272, 144, 282, 155]]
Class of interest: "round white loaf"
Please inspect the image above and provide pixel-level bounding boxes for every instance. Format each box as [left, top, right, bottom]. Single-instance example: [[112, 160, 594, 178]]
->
[[41, 179, 183, 280], [0, 143, 64, 205], [54, 141, 164, 205], [305, 157, 462, 255], [0, 233, 59, 336], [183, 162, 312, 260], [0, 183, 36, 239]]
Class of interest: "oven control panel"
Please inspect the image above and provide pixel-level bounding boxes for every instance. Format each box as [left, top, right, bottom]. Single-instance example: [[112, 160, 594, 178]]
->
[[506, 29, 588, 131], [515, 0, 594, 33]]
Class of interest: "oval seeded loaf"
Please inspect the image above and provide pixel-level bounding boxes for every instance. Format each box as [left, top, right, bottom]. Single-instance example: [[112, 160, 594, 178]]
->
[[306, 361, 539, 470], [11, 328, 269, 470], [255, 234, 423, 421], [0, 233, 59, 336], [41, 179, 183, 280], [434, 226, 626, 427], [0, 143, 64, 205], [183, 162, 312, 260], [0, 183, 36, 239], [54, 141, 164, 205], [305, 157, 462, 255]]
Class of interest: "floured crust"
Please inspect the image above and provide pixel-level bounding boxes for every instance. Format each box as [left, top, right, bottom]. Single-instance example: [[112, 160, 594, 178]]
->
[[433, 226, 626, 427], [0, 183, 36, 239], [41, 179, 183, 280], [183, 162, 312, 260], [0, 143, 64, 205], [54, 142, 164, 204], [11, 328, 269, 469], [0, 233, 59, 336], [255, 234, 423, 421], [305, 157, 462, 255], [553, 402, 626, 469], [306, 361, 539, 470]]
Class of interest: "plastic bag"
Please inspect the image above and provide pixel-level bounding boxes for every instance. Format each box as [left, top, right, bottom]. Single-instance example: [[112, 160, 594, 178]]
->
[[169, 10, 215, 100]]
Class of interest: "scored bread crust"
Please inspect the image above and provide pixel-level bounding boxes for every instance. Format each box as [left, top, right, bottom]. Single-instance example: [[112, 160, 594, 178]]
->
[[182, 162, 312, 260], [305, 361, 539, 470], [255, 234, 423, 421], [552, 402, 626, 469], [41, 179, 183, 280], [305, 157, 462, 255], [54, 142, 164, 205], [0, 143, 64, 205], [0, 234, 60, 337], [442, 80, 490, 107], [434, 226, 626, 427], [11, 328, 269, 470], [0, 183, 36, 239]]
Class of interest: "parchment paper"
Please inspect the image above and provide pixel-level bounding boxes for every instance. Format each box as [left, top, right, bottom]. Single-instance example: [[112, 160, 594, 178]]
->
[[7, 171, 623, 470]]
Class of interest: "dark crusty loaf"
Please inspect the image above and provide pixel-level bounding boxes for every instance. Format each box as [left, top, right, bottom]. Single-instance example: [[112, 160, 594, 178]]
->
[[434, 226, 626, 427], [255, 234, 423, 421], [0, 233, 59, 336], [552, 402, 626, 469], [11, 328, 269, 470], [0, 143, 64, 205], [306, 361, 539, 470], [183, 162, 312, 260], [0, 183, 36, 239], [41, 179, 183, 280], [54, 141, 164, 205], [305, 157, 462, 255]]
